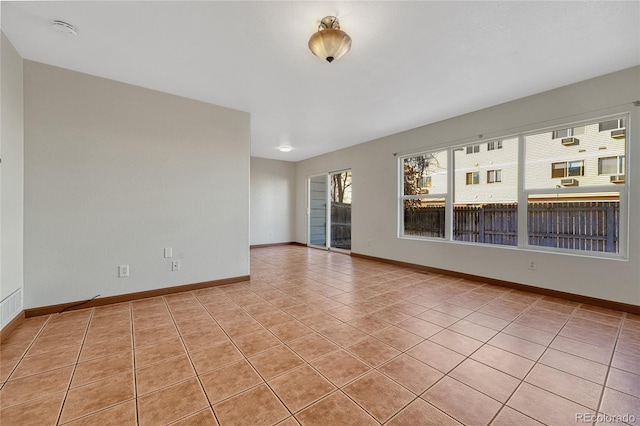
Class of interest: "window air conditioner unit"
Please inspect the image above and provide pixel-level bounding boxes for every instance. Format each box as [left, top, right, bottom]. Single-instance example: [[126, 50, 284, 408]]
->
[[611, 129, 626, 139], [610, 174, 625, 184], [561, 178, 579, 186], [561, 137, 579, 146]]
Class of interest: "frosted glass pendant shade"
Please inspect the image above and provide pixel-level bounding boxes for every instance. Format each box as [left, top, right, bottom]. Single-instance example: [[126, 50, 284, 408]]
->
[[308, 16, 352, 63]]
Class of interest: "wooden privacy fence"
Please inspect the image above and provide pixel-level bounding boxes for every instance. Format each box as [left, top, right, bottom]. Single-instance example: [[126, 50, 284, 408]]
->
[[331, 202, 352, 249], [455, 204, 518, 246], [528, 201, 619, 253], [404, 202, 619, 253], [404, 205, 446, 238]]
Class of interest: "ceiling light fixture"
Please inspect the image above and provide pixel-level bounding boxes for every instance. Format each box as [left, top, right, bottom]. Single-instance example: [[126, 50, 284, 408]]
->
[[52, 20, 78, 36], [308, 16, 351, 63], [278, 145, 293, 152]]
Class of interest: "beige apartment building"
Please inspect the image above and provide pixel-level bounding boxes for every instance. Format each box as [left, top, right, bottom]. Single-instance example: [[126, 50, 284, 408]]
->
[[415, 117, 626, 204]]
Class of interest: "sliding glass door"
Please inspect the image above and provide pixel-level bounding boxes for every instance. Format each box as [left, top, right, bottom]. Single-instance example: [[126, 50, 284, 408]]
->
[[330, 170, 352, 251], [308, 170, 352, 252], [308, 175, 327, 248]]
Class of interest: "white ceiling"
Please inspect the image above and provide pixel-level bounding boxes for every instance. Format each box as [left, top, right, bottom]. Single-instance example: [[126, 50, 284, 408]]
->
[[2, 1, 639, 162]]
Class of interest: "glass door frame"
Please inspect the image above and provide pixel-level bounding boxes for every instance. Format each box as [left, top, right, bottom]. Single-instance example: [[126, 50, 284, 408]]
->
[[307, 173, 329, 250], [328, 169, 352, 254], [307, 169, 352, 253]]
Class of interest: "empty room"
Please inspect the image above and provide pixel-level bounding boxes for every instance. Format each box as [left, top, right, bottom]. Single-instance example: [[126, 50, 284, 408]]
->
[[1, 1, 639, 425]]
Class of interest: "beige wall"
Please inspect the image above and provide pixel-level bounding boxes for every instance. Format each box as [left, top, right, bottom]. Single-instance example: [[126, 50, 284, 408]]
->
[[1, 32, 24, 327], [295, 66, 640, 305], [250, 157, 296, 246], [24, 61, 250, 308]]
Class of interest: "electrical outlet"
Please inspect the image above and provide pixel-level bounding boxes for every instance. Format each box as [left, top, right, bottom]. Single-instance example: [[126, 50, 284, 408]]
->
[[118, 265, 129, 278], [171, 260, 180, 272], [528, 260, 536, 270], [164, 248, 172, 258]]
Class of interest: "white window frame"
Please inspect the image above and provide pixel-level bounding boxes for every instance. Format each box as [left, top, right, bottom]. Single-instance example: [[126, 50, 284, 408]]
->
[[522, 114, 628, 258], [398, 150, 449, 240], [398, 113, 629, 259]]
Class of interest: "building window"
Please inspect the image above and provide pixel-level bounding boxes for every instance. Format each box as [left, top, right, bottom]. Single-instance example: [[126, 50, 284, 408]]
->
[[466, 172, 480, 185], [487, 140, 503, 151], [552, 126, 585, 139], [598, 156, 625, 175], [551, 161, 584, 178], [418, 176, 432, 188], [599, 118, 625, 132], [487, 169, 502, 183], [466, 145, 480, 154]]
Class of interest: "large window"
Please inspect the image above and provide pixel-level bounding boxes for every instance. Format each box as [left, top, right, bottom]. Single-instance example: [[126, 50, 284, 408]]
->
[[401, 151, 448, 238], [524, 117, 625, 254], [452, 138, 518, 246], [400, 115, 628, 256]]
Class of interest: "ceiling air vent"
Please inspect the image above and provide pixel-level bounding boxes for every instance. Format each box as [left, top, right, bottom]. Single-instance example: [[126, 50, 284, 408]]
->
[[611, 129, 626, 139], [561, 137, 579, 146], [560, 178, 579, 186], [610, 174, 625, 184]]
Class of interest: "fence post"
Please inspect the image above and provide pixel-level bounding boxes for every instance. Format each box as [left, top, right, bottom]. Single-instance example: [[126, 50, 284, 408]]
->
[[478, 206, 485, 243], [606, 204, 615, 253]]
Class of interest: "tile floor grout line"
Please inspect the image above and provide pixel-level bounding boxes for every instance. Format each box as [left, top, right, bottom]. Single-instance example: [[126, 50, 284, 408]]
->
[[216, 285, 358, 424], [325, 388, 384, 425], [127, 301, 140, 426], [54, 304, 136, 425], [163, 293, 221, 425], [0, 314, 53, 392], [593, 311, 627, 426], [515, 303, 617, 420], [203, 283, 415, 422], [415, 288, 565, 424], [488, 302, 583, 425], [55, 307, 95, 425], [386, 289, 506, 423], [191, 287, 310, 424], [539, 303, 620, 373], [383, 394, 459, 426]]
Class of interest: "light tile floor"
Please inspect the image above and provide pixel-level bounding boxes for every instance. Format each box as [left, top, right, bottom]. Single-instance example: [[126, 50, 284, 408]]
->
[[1, 246, 639, 425]]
